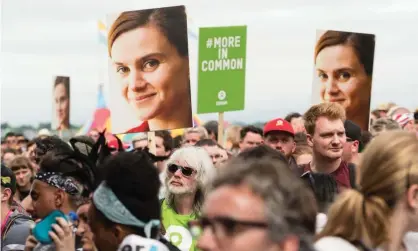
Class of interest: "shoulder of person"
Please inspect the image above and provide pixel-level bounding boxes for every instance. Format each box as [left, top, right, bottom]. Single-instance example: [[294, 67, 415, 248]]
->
[[315, 236, 359, 251], [2, 219, 33, 251], [404, 232, 418, 251]]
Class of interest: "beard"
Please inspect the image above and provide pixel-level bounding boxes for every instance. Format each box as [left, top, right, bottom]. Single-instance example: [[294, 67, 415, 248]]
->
[[166, 178, 195, 195]]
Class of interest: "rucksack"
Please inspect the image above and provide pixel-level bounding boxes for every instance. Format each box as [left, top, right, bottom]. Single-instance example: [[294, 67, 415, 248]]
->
[[1, 213, 33, 241]]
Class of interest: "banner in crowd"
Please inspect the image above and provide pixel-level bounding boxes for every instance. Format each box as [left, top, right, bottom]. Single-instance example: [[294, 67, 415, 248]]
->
[[106, 5, 193, 134], [311, 29, 376, 131], [52, 76, 71, 132], [197, 26, 247, 114]]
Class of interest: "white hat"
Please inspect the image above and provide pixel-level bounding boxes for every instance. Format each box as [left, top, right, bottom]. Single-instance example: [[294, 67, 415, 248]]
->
[[38, 128, 51, 137]]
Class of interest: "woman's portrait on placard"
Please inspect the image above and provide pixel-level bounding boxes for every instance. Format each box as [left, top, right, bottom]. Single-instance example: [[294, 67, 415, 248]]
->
[[107, 5, 193, 134], [52, 76, 70, 131], [313, 30, 376, 130]]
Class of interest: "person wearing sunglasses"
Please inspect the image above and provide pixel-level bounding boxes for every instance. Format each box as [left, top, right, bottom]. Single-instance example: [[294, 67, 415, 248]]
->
[[193, 154, 317, 251], [161, 146, 215, 251]]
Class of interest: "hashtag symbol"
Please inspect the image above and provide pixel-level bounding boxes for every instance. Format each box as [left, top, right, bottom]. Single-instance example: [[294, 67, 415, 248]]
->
[[206, 38, 213, 48]]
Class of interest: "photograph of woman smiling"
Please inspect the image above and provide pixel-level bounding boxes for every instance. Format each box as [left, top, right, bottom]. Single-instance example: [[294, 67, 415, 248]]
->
[[313, 30, 375, 131], [108, 5, 192, 134]]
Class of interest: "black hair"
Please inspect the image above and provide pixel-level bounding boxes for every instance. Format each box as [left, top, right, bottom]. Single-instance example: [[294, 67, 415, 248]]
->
[[172, 135, 183, 149], [360, 131, 373, 152], [94, 152, 161, 238], [239, 125, 263, 140], [39, 151, 94, 198], [285, 112, 303, 123], [195, 138, 217, 147], [301, 172, 338, 213], [33, 136, 74, 164], [155, 130, 174, 152], [238, 145, 288, 164], [203, 121, 219, 141], [4, 132, 16, 139]]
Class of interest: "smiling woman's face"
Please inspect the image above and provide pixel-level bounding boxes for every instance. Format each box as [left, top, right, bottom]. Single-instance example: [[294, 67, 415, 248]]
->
[[315, 44, 371, 117], [111, 25, 189, 121]]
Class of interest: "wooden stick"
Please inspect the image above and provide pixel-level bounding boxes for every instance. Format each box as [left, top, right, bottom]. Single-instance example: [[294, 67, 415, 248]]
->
[[217, 112, 224, 147], [148, 131, 157, 155]]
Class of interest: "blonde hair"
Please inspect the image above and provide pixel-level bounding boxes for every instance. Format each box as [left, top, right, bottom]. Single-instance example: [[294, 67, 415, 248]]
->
[[303, 103, 346, 135], [316, 131, 418, 248], [225, 125, 242, 150], [182, 127, 208, 141]]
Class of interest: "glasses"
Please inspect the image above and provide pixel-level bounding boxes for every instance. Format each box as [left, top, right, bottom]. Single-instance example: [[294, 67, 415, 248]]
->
[[168, 164, 195, 177], [188, 216, 268, 240]]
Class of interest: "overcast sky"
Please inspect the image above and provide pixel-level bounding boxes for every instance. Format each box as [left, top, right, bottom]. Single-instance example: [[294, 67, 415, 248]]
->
[[1, 0, 418, 127]]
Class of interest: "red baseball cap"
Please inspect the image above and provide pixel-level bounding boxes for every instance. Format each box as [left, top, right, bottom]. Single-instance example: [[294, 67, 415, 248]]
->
[[263, 118, 295, 137]]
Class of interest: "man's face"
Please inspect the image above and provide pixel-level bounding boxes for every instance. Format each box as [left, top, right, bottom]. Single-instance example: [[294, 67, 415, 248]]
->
[[14, 168, 32, 189], [239, 132, 263, 151], [5, 136, 17, 149], [183, 132, 201, 146], [133, 139, 148, 150], [197, 184, 282, 251], [203, 145, 222, 166], [155, 136, 170, 173], [30, 180, 59, 219], [290, 117, 306, 133], [308, 117, 346, 160], [3, 153, 16, 167], [264, 132, 296, 158], [342, 139, 359, 163], [155, 136, 169, 157], [166, 158, 198, 195]]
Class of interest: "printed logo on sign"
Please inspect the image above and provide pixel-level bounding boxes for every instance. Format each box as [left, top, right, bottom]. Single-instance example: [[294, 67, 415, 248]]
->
[[164, 225, 193, 251], [216, 90, 228, 106], [216, 90, 227, 106]]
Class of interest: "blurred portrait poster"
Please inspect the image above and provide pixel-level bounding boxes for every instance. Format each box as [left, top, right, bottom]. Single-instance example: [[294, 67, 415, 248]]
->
[[52, 76, 71, 131], [312, 29, 376, 131], [106, 5, 193, 134]]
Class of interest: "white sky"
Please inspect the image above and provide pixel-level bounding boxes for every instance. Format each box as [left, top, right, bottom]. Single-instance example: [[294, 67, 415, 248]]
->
[[1, 0, 418, 127]]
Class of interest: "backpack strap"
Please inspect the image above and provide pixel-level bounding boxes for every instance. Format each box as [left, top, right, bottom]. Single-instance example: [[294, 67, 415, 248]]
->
[[1, 214, 33, 240], [348, 163, 356, 189]]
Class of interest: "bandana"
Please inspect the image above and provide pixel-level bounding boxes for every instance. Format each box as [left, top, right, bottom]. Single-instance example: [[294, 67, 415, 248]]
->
[[117, 234, 169, 251], [93, 182, 160, 238], [393, 113, 414, 128], [35, 172, 81, 196]]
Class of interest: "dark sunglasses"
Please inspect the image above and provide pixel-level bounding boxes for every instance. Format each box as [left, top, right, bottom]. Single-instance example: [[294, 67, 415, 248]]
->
[[168, 164, 195, 177], [188, 216, 268, 238]]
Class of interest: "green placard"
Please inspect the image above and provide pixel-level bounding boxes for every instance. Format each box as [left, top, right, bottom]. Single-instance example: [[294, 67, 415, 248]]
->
[[197, 26, 247, 114]]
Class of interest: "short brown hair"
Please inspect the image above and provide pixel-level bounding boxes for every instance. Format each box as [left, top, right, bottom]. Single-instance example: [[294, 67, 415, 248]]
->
[[10, 156, 33, 173], [303, 103, 346, 135]]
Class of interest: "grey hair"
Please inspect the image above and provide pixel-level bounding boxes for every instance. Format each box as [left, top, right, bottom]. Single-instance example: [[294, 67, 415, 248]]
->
[[182, 127, 209, 141], [211, 156, 317, 251], [371, 118, 401, 135], [162, 146, 216, 213]]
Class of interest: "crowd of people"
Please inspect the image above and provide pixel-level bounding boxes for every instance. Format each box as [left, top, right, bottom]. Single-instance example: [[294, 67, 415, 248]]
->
[[1, 102, 418, 251]]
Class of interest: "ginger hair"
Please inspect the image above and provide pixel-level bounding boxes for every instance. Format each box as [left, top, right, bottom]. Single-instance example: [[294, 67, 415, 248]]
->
[[303, 103, 346, 135]]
